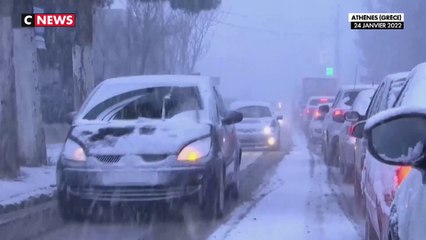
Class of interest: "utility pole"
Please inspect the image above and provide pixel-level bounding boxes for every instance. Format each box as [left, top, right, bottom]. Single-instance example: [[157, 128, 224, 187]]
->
[[335, 3, 341, 83]]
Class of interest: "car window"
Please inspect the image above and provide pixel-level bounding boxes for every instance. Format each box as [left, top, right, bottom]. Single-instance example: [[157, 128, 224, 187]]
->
[[393, 78, 411, 107], [366, 83, 385, 118], [332, 91, 342, 108], [236, 106, 272, 118], [340, 90, 361, 107], [83, 86, 202, 120], [213, 87, 228, 117]]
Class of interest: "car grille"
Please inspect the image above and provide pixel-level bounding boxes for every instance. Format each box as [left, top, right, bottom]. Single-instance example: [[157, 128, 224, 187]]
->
[[95, 155, 122, 163], [94, 154, 168, 163], [69, 186, 200, 201]]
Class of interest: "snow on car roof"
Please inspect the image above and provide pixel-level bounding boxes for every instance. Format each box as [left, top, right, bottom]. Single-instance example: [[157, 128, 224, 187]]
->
[[395, 63, 426, 107], [307, 96, 335, 100], [230, 101, 272, 110], [340, 84, 377, 91], [365, 63, 426, 129], [383, 71, 409, 82]]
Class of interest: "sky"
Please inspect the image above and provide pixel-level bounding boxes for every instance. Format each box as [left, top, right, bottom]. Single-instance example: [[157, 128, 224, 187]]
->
[[196, 0, 366, 103]]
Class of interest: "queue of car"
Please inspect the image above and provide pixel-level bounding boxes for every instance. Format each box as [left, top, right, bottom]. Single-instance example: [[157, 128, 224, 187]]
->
[[302, 62, 426, 240]]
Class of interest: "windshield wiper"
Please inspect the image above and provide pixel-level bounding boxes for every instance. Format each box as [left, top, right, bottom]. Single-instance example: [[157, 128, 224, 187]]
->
[[161, 87, 174, 121]]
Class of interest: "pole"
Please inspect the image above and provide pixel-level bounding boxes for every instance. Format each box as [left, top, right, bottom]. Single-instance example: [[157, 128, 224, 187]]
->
[[335, 3, 340, 83], [353, 64, 358, 88]]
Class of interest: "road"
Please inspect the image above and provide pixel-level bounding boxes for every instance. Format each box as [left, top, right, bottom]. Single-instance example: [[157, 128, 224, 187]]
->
[[34, 129, 292, 240]]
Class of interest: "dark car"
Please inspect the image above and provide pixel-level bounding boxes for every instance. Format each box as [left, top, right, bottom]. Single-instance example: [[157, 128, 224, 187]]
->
[[57, 75, 243, 220], [321, 85, 373, 167]]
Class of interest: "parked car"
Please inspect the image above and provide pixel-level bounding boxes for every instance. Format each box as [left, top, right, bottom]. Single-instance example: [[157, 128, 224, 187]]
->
[[302, 96, 334, 135], [347, 72, 410, 240], [360, 63, 426, 240], [307, 103, 332, 144], [230, 101, 283, 151], [57, 75, 243, 221], [338, 88, 376, 182], [321, 85, 372, 166]]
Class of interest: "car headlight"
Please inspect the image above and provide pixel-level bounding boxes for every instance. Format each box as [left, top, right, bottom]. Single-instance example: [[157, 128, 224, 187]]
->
[[177, 137, 211, 162], [62, 139, 86, 162], [263, 126, 272, 134]]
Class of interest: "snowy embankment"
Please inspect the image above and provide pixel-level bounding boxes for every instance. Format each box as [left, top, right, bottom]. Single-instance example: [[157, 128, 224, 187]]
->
[[0, 143, 62, 213], [209, 133, 361, 240]]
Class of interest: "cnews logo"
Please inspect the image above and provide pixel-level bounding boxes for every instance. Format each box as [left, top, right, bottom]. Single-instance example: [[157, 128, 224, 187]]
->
[[21, 14, 76, 27]]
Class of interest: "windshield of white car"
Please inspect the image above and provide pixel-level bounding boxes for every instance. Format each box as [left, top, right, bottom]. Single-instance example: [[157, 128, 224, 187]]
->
[[83, 86, 202, 120], [237, 106, 272, 118]]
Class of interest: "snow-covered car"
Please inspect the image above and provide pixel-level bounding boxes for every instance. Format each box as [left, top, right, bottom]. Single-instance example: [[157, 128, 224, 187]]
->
[[321, 85, 373, 167], [349, 72, 410, 240], [307, 103, 331, 144], [230, 101, 283, 151], [361, 63, 426, 240], [338, 87, 376, 182], [302, 96, 334, 135], [56, 75, 243, 220]]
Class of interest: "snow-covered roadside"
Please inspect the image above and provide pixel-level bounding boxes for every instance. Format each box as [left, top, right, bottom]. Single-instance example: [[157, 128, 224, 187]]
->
[[0, 144, 62, 209], [208, 133, 361, 240]]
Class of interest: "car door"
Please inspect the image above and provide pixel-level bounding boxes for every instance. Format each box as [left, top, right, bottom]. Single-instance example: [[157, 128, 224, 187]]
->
[[362, 82, 387, 236], [324, 90, 342, 145], [213, 88, 237, 182]]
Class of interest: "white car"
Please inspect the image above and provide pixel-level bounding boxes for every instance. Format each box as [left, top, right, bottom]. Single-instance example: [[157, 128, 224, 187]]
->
[[359, 62, 426, 240], [230, 101, 283, 151], [307, 103, 332, 144]]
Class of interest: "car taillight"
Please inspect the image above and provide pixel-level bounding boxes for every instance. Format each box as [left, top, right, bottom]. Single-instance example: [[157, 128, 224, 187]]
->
[[395, 166, 412, 188], [313, 110, 322, 119], [304, 108, 311, 115], [333, 109, 344, 117], [320, 98, 329, 103]]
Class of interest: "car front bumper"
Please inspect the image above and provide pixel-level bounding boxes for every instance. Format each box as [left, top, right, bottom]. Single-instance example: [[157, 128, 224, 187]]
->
[[58, 166, 207, 202], [237, 133, 279, 150]]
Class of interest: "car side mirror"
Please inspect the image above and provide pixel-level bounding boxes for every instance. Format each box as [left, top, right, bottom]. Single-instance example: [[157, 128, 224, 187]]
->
[[365, 109, 426, 172], [223, 111, 243, 125], [66, 111, 77, 125], [319, 105, 330, 113], [344, 111, 361, 123], [350, 121, 366, 139], [276, 115, 283, 120]]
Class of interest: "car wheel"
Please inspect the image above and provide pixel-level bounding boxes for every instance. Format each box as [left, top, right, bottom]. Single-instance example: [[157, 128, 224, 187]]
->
[[388, 205, 400, 240], [201, 167, 225, 220], [365, 216, 379, 240], [227, 152, 241, 200], [58, 191, 85, 221]]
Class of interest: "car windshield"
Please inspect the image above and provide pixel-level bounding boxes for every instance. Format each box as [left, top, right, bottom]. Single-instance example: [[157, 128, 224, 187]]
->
[[237, 106, 272, 118], [82, 86, 202, 120]]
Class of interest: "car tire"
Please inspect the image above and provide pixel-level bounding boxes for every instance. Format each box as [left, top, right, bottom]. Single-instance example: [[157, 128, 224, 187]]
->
[[201, 167, 225, 220], [227, 151, 241, 200], [58, 191, 85, 221], [365, 216, 379, 240]]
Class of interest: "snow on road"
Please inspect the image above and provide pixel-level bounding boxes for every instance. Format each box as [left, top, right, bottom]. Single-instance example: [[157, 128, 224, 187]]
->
[[208, 133, 361, 240], [0, 144, 62, 206]]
